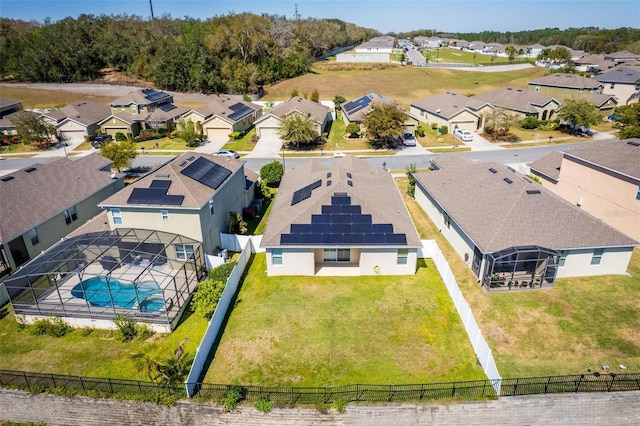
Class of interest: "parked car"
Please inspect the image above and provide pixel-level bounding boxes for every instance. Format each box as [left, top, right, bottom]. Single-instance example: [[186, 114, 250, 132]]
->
[[91, 134, 112, 148], [214, 149, 240, 159], [453, 128, 473, 142], [401, 131, 417, 146]]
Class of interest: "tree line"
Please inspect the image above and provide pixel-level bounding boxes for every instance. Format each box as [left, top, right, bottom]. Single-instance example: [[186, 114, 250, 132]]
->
[[0, 13, 378, 94], [445, 27, 640, 54]]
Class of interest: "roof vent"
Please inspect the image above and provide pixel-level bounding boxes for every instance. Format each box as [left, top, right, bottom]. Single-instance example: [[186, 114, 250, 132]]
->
[[156, 173, 170, 178], [627, 141, 640, 147], [507, 166, 516, 173], [346, 172, 352, 178], [25, 167, 37, 173], [327, 172, 332, 178], [504, 177, 513, 184], [187, 156, 195, 161], [435, 108, 441, 113], [178, 161, 188, 167], [347, 180, 353, 186], [327, 180, 332, 186], [489, 167, 497, 174], [1, 176, 14, 182], [526, 189, 541, 195]]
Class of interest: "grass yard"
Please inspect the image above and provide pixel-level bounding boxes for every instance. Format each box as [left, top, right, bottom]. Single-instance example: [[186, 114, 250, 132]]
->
[[222, 127, 258, 152], [0, 306, 209, 380], [398, 177, 640, 378], [204, 254, 487, 387], [423, 48, 513, 65]]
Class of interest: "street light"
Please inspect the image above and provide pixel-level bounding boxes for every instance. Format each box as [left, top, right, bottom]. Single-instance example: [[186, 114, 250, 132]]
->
[[281, 144, 286, 172], [548, 136, 553, 144], [382, 161, 387, 171]]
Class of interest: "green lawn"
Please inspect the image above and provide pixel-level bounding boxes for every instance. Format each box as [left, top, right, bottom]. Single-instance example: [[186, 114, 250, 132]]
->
[[0, 306, 209, 380], [222, 127, 258, 152], [422, 48, 514, 65], [398, 177, 640, 378], [204, 254, 487, 386]]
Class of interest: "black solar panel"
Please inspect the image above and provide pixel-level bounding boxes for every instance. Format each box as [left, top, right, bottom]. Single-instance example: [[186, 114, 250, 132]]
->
[[159, 103, 177, 112], [342, 95, 372, 116], [181, 157, 232, 190], [227, 104, 254, 121], [386, 234, 407, 244], [127, 188, 184, 206], [150, 180, 171, 189], [331, 196, 351, 205], [143, 89, 168, 102], [291, 179, 322, 206]]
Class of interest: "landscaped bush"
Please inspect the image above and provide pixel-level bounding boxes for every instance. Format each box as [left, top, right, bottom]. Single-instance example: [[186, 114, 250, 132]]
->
[[431, 122, 438, 130], [228, 131, 242, 140], [115, 132, 127, 141], [135, 131, 163, 142], [345, 122, 360, 138], [415, 123, 427, 137], [208, 261, 237, 283], [439, 125, 448, 134], [521, 116, 541, 129], [221, 385, 246, 411], [254, 396, 275, 413], [260, 160, 284, 187], [28, 317, 72, 337], [113, 314, 139, 342], [540, 120, 559, 131]]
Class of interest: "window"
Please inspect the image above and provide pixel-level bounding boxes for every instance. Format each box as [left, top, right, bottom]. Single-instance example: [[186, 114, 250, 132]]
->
[[209, 199, 214, 215], [443, 213, 451, 229], [591, 248, 604, 265], [323, 248, 350, 262], [161, 209, 169, 220], [610, 83, 615, 89], [64, 206, 78, 225], [175, 244, 195, 261], [131, 105, 138, 114], [397, 249, 409, 265], [559, 250, 567, 267], [111, 208, 122, 225], [28, 228, 39, 245], [535, 85, 540, 92], [636, 186, 640, 201], [272, 249, 283, 265]]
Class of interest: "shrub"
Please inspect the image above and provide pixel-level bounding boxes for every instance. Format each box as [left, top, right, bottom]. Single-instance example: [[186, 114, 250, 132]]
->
[[260, 161, 284, 187], [310, 88, 320, 103], [521, 116, 541, 129], [229, 131, 242, 140], [192, 279, 226, 319], [221, 385, 246, 411], [170, 130, 180, 138], [254, 396, 275, 413], [334, 398, 348, 413], [29, 317, 71, 337], [539, 121, 559, 131], [115, 132, 127, 142], [415, 123, 427, 137], [431, 122, 438, 130], [345, 122, 360, 137], [259, 180, 273, 199], [228, 211, 248, 235], [315, 401, 330, 414], [137, 323, 155, 340], [439, 125, 448, 134], [208, 261, 237, 283], [113, 314, 139, 342]]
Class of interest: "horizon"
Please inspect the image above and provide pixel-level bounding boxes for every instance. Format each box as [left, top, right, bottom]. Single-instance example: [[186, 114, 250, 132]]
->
[[1, 0, 638, 34]]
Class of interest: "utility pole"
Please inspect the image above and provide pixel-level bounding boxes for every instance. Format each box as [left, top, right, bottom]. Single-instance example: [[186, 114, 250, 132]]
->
[[149, 0, 155, 20], [294, 3, 300, 20]]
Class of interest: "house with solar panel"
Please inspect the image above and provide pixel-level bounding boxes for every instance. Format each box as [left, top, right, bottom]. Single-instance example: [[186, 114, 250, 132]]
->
[[98, 88, 188, 138], [261, 155, 422, 276], [413, 155, 637, 292], [98, 152, 257, 256], [254, 97, 331, 141], [341, 92, 418, 135], [181, 97, 262, 141]]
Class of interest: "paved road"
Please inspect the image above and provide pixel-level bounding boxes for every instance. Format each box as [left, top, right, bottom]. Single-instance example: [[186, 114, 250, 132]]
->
[[404, 44, 427, 67]]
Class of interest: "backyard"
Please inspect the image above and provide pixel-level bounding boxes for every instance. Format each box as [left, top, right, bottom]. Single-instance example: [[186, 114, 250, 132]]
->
[[204, 254, 487, 386]]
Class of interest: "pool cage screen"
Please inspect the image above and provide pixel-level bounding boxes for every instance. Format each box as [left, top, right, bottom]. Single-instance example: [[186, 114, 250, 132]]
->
[[482, 245, 559, 291], [4, 228, 205, 330]]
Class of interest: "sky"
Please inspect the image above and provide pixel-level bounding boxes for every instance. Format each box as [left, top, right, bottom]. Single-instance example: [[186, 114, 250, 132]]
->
[[1, 0, 638, 34]]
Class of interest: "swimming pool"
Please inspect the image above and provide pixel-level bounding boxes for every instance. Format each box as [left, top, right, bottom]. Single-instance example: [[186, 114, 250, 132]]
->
[[71, 277, 163, 311]]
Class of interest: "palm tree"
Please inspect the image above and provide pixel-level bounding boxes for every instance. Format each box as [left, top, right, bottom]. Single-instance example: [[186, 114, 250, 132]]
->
[[132, 338, 192, 386]]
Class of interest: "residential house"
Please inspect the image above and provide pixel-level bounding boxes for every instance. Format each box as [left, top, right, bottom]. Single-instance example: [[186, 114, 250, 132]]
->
[[573, 54, 616, 74], [529, 138, 640, 242], [414, 155, 637, 291], [0, 154, 125, 279], [354, 36, 395, 53], [336, 36, 394, 63], [40, 101, 111, 142], [181, 97, 262, 141], [526, 73, 617, 112], [341, 92, 395, 126], [526, 44, 545, 58], [0, 98, 36, 137], [98, 152, 256, 255], [261, 155, 422, 276], [254, 97, 331, 141], [473, 87, 561, 121], [410, 91, 494, 132], [603, 51, 640, 63], [593, 65, 640, 104], [414, 36, 442, 49], [99, 88, 188, 137], [483, 43, 505, 56]]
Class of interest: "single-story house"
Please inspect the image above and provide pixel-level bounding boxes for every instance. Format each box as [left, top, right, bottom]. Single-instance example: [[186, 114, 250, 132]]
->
[[341, 92, 396, 126], [414, 155, 637, 291], [261, 155, 422, 276], [336, 36, 394, 63], [181, 97, 262, 141], [98, 152, 256, 256], [40, 101, 111, 142], [254, 97, 331, 141], [593, 66, 640, 105], [410, 91, 494, 132], [529, 138, 640, 242], [473, 87, 561, 121], [0, 97, 37, 137], [0, 154, 125, 279]]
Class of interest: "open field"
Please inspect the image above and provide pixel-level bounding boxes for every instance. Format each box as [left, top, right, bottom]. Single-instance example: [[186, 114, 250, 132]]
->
[[0, 86, 117, 109], [423, 48, 515, 65], [204, 253, 486, 386], [0, 306, 209, 380], [398, 177, 640, 378]]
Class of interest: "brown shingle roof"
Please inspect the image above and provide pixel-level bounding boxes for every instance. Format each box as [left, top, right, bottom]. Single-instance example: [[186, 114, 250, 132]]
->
[[341, 93, 395, 122], [99, 152, 245, 209], [411, 92, 489, 119], [261, 156, 422, 248], [193, 98, 261, 124], [256, 97, 329, 125], [0, 154, 117, 243], [110, 88, 172, 107], [529, 151, 564, 182], [414, 156, 637, 253], [42, 101, 111, 126], [528, 73, 603, 90], [473, 87, 559, 114], [562, 138, 640, 181]]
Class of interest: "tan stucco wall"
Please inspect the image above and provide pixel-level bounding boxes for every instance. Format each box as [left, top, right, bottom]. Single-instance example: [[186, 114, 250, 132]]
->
[[546, 158, 640, 241], [601, 83, 638, 105], [529, 86, 601, 100], [101, 116, 133, 137], [409, 107, 482, 132], [255, 115, 282, 138]]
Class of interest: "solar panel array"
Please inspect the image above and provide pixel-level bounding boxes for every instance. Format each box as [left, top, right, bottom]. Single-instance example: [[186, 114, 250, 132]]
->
[[291, 180, 322, 205], [227, 103, 254, 121], [342, 95, 372, 117], [281, 193, 407, 245], [127, 179, 184, 205], [142, 88, 168, 102], [180, 157, 232, 190], [158, 103, 177, 112]]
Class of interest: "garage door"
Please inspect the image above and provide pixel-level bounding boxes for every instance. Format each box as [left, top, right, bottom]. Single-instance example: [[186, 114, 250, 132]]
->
[[205, 127, 230, 141], [59, 130, 86, 142], [258, 127, 281, 141], [451, 122, 475, 132]]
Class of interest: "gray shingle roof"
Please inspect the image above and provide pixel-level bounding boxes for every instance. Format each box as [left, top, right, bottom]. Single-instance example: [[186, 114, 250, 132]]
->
[[261, 156, 422, 248], [99, 152, 245, 209], [593, 66, 640, 84], [0, 154, 117, 243], [0, 97, 22, 111], [529, 151, 564, 182], [473, 87, 559, 114], [411, 92, 489, 119], [341, 92, 395, 122], [356, 36, 395, 50], [256, 97, 329, 125], [414, 156, 638, 253], [42, 101, 111, 126], [528, 73, 603, 90], [110, 88, 172, 107], [192, 98, 261, 124]]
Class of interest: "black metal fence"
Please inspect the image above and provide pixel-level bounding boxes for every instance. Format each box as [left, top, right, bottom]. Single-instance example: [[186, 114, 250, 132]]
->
[[1, 369, 639, 406]]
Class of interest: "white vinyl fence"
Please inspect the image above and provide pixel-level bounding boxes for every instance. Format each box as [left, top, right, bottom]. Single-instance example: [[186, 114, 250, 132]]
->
[[185, 237, 254, 397], [421, 240, 502, 394]]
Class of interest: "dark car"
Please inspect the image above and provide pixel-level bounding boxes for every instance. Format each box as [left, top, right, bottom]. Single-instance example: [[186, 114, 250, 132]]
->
[[92, 134, 112, 148]]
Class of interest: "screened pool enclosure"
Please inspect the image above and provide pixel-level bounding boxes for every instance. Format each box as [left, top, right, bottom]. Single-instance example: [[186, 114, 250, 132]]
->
[[481, 246, 560, 291], [4, 229, 205, 331]]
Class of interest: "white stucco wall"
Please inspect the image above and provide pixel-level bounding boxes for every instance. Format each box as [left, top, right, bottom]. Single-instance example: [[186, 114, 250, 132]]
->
[[336, 53, 390, 63], [557, 247, 634, 278], [358, 248, 418, 275], [265, 248, 315, 276]]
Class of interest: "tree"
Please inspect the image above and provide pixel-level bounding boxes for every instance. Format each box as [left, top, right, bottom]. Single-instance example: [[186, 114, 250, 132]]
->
[[505, 45, 518, 62], [333, 95, 346, 110], [612, 103, 640, 139], [12, 112, 57, 147], [132, 339, 193, 386], [362, 104, 406, 143], [260, 160, 284, 187], [310, 88, 320, 103], [345, 122, 360, 138], [405, 163, 417, 197], [483, 107, 520, 141], [290, 87, 299, 98], [278, 113, 319, 148], [557, 98, 601, 128], [176, 119, 200, 147], [99, 140, 138, 172], [228, 211, 247, 235]]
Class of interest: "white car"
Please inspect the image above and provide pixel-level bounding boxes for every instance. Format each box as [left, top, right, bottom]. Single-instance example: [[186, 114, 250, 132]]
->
[[401, 132, 417, 146], [214, 150, 240, 159], [453, 128, 473, 142]]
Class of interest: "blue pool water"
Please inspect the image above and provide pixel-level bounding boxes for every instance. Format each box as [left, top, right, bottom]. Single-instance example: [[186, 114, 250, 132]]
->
[[139, 297, 166, 312], [71, 277, 162, 311]]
